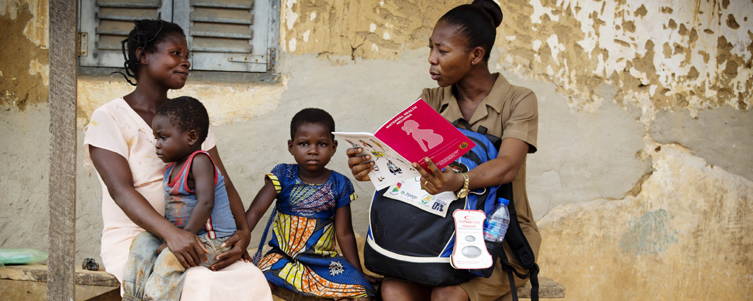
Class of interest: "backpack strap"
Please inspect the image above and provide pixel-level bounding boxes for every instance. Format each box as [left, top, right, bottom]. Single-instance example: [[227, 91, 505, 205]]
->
[[500, 253, 539, 301], [497, 183, 539, 301], [453, 118, 538, 300], [452, 119, 502, 150]]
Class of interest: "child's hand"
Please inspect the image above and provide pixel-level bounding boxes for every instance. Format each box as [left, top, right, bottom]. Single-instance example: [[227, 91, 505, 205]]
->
[[157, 243, 167, 255]]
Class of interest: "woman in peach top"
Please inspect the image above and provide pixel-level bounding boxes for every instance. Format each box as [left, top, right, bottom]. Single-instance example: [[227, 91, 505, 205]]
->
[[83, 19, 271, 300]]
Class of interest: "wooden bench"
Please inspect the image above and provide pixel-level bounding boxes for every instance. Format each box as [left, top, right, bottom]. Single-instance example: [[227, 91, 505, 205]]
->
[[267, 234, 565, 300], [0, 263, 563, 301], [3, 232, 562, 301], [0, 263, 120, 300], [271, 277, 564, 301]]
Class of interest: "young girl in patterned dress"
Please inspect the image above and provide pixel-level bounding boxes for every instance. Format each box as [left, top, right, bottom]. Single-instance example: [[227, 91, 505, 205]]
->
[[246, 108, 376, 300]]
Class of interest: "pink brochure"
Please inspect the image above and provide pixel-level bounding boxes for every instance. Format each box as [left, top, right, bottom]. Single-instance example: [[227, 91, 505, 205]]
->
[[375, 99, 475, 171], [334, 99, 475, 189]]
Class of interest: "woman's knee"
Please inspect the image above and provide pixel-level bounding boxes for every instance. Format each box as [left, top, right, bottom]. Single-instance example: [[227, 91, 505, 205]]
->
[[431, 285, 469, 301], [380, 279, 431, 301]]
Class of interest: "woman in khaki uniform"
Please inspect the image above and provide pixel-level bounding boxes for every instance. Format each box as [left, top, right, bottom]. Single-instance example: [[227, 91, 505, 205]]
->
[[347, 0, 540, 300]]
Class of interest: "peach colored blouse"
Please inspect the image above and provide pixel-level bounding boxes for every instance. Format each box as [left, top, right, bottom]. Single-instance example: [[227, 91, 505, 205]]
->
[[84, 98, 271, 300]]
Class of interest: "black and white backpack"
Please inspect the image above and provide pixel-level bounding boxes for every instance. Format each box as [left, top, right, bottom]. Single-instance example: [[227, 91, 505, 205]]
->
[[364, 122, 539, 300]]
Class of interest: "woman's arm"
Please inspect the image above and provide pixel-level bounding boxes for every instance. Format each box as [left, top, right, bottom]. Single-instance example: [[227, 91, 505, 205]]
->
[[416, 138, 530, 195], [206, 147, 253, 271], [89, 146, 208, 267], [334, 205, 378, 284]]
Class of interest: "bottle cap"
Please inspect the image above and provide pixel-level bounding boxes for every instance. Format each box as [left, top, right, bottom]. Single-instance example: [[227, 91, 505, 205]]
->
[[498, 197, 509, 205]]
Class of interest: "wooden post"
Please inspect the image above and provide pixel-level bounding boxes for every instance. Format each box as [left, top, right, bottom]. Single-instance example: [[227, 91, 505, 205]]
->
[[48, 0, 78, 300]]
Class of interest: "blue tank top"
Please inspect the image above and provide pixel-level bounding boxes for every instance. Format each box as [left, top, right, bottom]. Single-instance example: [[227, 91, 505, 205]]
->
[[163, 150, 236, 238]]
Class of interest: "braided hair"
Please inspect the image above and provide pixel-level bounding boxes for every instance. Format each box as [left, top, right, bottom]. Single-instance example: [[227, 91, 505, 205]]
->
[[438, 0, 503, 62], [115, 19, 186, 85]]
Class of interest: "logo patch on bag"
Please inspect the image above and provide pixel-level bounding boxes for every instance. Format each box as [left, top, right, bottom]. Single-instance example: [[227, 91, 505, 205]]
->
[[384, 176, 457, 217]]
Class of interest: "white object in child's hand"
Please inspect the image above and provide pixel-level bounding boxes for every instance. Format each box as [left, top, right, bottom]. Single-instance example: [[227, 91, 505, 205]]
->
[[450, 210, 493, 269]]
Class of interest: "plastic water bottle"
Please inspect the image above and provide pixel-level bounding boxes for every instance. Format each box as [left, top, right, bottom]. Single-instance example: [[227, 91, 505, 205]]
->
[[483, 198, 510, 242]]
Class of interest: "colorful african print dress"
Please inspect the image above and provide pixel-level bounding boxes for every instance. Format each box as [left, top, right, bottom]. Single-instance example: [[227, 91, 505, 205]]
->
[[256, 164, 375, 299]]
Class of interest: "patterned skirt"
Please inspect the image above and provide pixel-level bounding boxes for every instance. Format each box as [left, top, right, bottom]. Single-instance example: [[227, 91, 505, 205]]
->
[[257, 213, 374, 299]]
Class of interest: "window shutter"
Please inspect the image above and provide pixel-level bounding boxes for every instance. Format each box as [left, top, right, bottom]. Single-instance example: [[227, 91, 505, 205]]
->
[[174, 0, 272, 72], [79, 0, 173, 68], [79, 0, 279, 73]]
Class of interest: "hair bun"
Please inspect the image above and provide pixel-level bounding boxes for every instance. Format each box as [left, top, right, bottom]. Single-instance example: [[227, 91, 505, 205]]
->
[[472, 0, 503, 27]]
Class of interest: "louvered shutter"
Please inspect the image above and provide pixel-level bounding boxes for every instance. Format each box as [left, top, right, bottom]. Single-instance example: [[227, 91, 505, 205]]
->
[[79, 0, 279, 72], [79, 0, 174, 67], [174, 0, 273, 72]]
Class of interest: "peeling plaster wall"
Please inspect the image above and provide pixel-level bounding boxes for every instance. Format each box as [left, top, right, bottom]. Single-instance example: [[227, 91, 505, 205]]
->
[[76, 76, 288, 127], [279, 0, 467, 62], [495, 0, 753, 117], [0, 0, 48, 110], [0, 0, 751, 299], [538, 142, 753, 300], [0, 0, 50, 259], [281, 0, 753, 115]]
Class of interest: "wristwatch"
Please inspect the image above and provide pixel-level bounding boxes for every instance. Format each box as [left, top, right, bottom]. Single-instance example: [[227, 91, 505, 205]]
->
[[455, 173, 470, 199]]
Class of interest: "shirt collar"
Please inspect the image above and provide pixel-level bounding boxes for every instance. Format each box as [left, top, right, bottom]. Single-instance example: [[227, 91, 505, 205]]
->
[[437, 73, 511, 116], [484, 73, 511, 114]]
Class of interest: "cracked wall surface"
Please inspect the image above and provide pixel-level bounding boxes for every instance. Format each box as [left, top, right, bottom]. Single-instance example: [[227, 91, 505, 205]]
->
[[650, 106, 753, 182], [0, 0, 751, 299], [282, 0, 753, 115], [0, 1, 48, 110], [496, 0, 753, 115], [280, 0, 468, 63], [538, 142, 753, 299], [76, 76, 287, 127]]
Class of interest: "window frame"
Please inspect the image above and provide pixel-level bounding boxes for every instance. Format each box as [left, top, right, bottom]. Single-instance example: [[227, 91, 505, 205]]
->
[[78, 0, 280, 79]]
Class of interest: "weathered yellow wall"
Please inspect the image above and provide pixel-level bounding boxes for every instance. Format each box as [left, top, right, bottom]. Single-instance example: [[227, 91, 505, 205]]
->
[[0, 0, 52, 257], [281, 0, 752, 114], [279, 0, 466, 62], [539, 141, 753, 299], [0, 0, 48, 110], [75, 76, 287, 127], [1, 1, 751, 300], [495, 0, 753, 115]]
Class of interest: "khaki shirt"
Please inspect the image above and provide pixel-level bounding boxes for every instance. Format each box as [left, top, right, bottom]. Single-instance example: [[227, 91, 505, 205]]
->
[[419, 73, 541, 266]]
